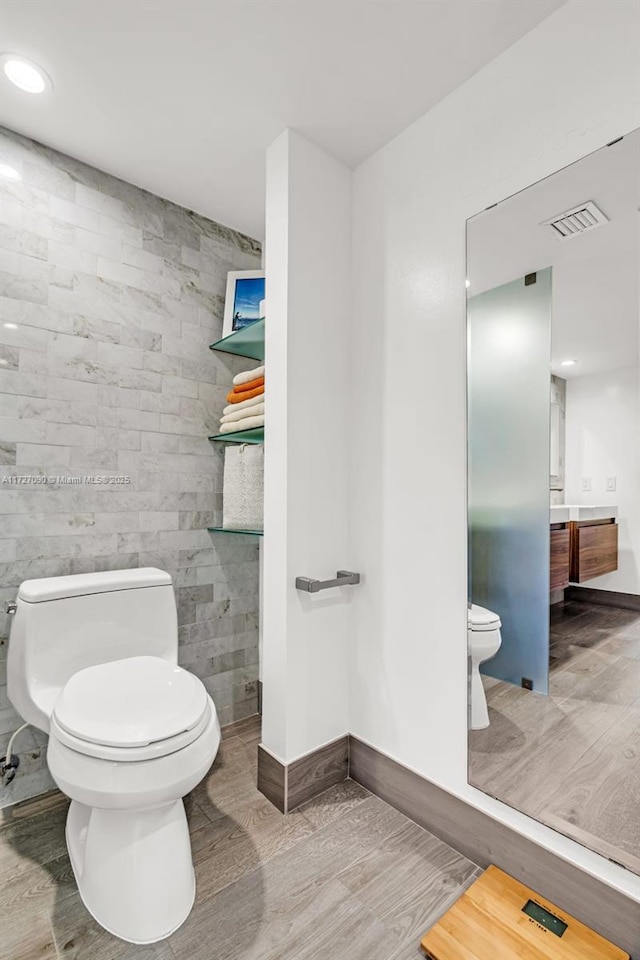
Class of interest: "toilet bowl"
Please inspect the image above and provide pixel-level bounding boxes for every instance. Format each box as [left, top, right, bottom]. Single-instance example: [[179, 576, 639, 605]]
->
[[468, 604, 502, 730], [7, 568, 220, 944]]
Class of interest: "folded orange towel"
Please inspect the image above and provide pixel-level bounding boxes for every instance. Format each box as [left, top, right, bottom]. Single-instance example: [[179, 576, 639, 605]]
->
[[226, 384, 265, 405], [232, 375, 264, 394]]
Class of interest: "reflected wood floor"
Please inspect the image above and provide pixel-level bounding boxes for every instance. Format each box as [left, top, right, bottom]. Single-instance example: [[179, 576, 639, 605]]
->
[[1, 715, 481, 960], [469, 600, 640, 873]]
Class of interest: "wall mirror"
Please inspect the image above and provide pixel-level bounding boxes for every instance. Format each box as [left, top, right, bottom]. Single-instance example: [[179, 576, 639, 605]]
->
[[466, 131, 639, 873]]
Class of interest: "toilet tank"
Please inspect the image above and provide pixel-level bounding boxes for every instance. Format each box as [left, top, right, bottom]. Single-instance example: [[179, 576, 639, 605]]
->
[[7, 568, 178, 733]]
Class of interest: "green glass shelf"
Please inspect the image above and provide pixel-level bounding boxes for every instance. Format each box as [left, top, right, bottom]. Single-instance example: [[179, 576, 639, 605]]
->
[[208, 427, 264, 444], [209, 318, 265, 361], [208, 526, 263, 536]]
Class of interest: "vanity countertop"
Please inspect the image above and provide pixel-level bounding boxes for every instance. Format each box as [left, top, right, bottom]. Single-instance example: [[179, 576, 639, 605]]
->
[[550, 504, 618, 523]]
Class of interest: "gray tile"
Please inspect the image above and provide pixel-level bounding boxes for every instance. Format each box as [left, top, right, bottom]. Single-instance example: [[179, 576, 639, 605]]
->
[[336, 821, 480, 945], [296, 779, 370, 830], [0, 441, 16, 464], [167, 796, 411, 960], [0, 124, 261, 807]]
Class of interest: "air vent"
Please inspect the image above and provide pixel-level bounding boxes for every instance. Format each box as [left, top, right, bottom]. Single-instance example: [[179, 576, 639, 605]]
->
[[542, 201, 608, 239]]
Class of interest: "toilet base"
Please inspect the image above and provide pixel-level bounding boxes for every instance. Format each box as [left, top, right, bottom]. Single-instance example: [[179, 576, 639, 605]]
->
[[66, 799, 195, 944], [470, 664, 490, 730]]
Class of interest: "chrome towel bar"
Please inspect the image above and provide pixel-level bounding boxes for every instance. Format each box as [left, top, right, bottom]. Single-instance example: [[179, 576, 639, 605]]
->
[[295, 570, 361, 593]]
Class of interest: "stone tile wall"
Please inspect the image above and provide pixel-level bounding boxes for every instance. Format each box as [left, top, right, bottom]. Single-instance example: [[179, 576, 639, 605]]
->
[[0, 126, 261, 806]]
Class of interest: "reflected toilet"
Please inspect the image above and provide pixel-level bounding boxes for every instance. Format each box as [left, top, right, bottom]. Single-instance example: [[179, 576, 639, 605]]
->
[[468, 604, 502, 730]]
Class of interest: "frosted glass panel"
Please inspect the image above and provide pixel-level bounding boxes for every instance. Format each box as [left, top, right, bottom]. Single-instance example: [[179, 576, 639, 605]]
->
[[550, 402, 560, 478], [468, 268, 551, 693]]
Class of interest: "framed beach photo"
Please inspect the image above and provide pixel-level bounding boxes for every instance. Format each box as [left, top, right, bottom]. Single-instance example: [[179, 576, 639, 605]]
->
[[222, 270, 265, 338]]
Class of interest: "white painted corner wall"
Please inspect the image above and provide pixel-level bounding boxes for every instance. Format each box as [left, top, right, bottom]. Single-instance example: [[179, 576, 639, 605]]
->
[[349, 0, 640, 900], [262, 0, 640, 900], [262, 130, 352, 762], [565, 366, 640, 595]]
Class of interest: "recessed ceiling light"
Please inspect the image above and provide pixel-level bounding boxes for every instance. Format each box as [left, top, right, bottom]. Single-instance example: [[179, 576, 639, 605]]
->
[[0, 162, 20, 181], [1, 54, 51, 94], [3, 322, 18, 330], [465, 279, 471, 289], [561, 359, 578, 366]]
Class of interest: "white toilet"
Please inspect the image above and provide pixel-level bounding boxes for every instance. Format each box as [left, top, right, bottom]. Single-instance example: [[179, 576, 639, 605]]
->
[[7, 568, 220, 945], [468, 603, 502, 730]]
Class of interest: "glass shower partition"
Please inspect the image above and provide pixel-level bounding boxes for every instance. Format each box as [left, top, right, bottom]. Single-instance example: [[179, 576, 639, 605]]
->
[[467, 268, 551, 693]]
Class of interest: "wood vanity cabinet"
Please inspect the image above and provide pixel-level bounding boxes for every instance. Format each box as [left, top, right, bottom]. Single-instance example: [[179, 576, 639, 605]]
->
[[550, 527, 570, 591], [569, 520, 618, 583]]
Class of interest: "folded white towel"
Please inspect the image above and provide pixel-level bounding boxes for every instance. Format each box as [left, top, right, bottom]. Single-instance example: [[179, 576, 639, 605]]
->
[[233, 365, 265, 387], [223, 392, 265, 416], [221, 402, 264, 425], [219, 414, 265, 434]]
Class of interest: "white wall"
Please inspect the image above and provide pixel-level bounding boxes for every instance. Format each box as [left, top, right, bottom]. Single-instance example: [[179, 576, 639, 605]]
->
[[566, 366, 640, 594], [262, 130, 352, 762], [349, 0, 640, 900]]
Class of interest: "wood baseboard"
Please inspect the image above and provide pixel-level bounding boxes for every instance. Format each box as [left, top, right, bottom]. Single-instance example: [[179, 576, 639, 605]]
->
[[349, 736, 639, 960], [565, 586, 640, 612], [0, 788, 66, 825], [257, 744, 286, 813], [257, 735, 349, 814]]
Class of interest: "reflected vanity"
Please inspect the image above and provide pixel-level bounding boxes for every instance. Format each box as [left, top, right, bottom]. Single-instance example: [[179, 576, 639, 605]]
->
[[466, 131, 640, 874]]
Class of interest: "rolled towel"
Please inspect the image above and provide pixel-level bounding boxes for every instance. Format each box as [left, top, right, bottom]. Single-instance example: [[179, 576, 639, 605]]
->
[[221, 401, 264, 425], [219, 414, 265, 434], [223, 393, 265, 416], [226, 384, 264, 405], [232, 375, 264, 395], [233, 365, 265, 387]]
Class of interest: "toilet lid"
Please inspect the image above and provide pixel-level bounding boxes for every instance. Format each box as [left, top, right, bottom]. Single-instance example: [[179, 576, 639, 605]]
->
[[468, 604, 501, 631], [53, 656, 209, 748]]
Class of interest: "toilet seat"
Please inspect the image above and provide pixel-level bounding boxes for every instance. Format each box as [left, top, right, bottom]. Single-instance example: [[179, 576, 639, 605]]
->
[[52, 656, 210, 762], [50, 702, 212, 762], [468, 603, 501, 632]]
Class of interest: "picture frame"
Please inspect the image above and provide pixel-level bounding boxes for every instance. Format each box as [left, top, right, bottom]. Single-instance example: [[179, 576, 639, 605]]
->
[[222, 270, 265, 338]]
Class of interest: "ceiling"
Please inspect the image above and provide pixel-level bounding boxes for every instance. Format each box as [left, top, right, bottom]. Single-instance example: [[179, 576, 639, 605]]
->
[[467, 130, 639, 379], [0, 0, 564, 240]]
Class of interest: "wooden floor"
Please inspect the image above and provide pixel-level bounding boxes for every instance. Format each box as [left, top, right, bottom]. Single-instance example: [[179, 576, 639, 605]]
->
[[469, 600, 640, 874], [1, 715, 481, 960]]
